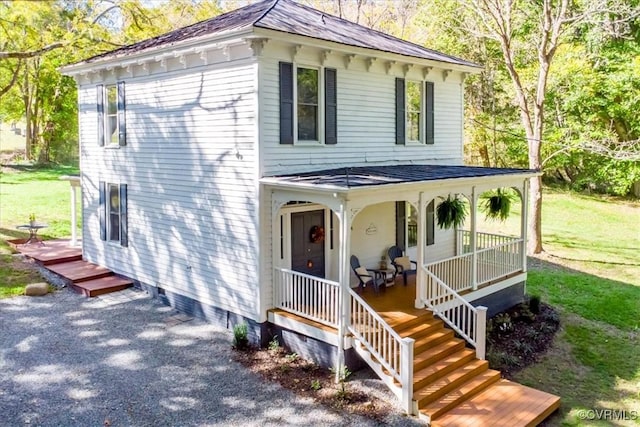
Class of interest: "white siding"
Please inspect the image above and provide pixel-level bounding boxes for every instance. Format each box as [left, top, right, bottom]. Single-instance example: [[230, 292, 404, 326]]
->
[[78, 58, 260, 320], [258, 42, 464, 176]]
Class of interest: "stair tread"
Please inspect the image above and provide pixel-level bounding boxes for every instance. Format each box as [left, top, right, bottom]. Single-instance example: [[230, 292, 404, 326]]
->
[[414, 338, 464, 366], [395, 317, 440, 336], [47, 260, 113, 282], [420, 369, 502, 417], [414, 359, 490, 400], [74, 276, 133, 289], [413, 348, 476, 385], [414, 328, 454, 347]]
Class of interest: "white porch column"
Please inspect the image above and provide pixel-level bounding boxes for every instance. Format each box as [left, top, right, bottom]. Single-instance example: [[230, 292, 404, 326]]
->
[[336, 201, 352, 381], [70, 184, 78, 246], [415, 193, 425, 309], [60, 175, 81, 247], [521, 180, 529, 272], [470, 188, 478, 290]]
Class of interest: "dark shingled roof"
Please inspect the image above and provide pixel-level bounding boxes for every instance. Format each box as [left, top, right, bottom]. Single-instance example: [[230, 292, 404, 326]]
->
[[265, 165, 536, 188], [81, 0, 478, 68]]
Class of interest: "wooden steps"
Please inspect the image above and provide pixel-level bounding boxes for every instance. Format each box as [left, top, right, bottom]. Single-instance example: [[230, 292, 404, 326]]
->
[[13, 241, 133, 298], [360, 308, 560, 426], [47, 260, 133, 297], [70, 276, 133, 297]]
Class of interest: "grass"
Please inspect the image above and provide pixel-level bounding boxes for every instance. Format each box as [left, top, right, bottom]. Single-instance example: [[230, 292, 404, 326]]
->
[[0, 164, 79, 296], [0, 164, 81, 248], [488, 189, 640, 426]]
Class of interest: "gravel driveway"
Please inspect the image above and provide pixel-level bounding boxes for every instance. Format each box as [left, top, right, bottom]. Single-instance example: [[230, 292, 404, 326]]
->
[[0, 288, 423, 427]]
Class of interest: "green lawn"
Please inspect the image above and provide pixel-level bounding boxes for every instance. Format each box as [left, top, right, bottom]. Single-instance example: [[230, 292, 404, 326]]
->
[[0, 164, 79, 295], [494, 190, 640, 426]]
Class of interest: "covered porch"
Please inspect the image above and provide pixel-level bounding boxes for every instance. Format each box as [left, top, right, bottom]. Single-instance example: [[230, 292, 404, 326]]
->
[[261, 164, 550, 419]]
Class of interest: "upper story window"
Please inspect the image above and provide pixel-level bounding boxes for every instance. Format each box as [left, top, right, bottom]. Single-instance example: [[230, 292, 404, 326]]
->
[[97, 82, 126, 147], [297, 67, 319, 141], [396, 78, 434, 145], [406, 81, 422, 142], [105, 85, 119, 145], [280, 62, 337, 145]]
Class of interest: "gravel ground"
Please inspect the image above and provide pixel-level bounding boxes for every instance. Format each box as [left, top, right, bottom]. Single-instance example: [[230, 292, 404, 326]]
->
[[0, 288, 424, 427]]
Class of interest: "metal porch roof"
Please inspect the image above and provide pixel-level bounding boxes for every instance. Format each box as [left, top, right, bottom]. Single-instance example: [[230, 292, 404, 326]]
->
[[261, 164, 537, 190]]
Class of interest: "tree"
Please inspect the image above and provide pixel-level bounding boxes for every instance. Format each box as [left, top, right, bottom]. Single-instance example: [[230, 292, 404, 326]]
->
[[458, 0, 639, 254]]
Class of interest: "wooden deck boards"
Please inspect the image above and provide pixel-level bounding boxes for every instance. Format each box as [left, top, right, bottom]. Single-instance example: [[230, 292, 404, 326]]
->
[[10, 239, 82, 265], [47, 260, 113, 282], [431, 379, 560, 427]]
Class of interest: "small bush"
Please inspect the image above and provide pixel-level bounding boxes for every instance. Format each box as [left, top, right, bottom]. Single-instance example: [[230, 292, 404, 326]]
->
[[529, 294, 542, 314], [268, 335, 280, 352], [232, 323, 249, 350], [310, 379, 322, 391], [494, 313, 513, 334]]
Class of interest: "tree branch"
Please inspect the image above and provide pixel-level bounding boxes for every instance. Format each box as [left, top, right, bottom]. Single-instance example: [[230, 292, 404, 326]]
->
[[0, 42, 65, 60]]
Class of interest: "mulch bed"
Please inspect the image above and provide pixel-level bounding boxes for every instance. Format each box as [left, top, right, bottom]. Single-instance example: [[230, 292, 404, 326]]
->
[[486, 302, 560, 378], [232, 346, 394, 422]]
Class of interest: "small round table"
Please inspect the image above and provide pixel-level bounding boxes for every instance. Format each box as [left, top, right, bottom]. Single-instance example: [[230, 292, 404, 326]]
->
[[16, 223, 48, 246]]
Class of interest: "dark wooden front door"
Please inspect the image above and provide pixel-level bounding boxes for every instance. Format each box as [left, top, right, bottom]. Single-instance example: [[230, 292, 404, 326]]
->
[[291, 210, 325, 278]]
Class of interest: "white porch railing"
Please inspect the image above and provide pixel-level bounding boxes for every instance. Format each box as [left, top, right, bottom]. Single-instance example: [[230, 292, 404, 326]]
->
[[423, 267, 487, 359], [456, 230, 521, 255], [425, 252, 473, 293], [477, 240, 524, 285], [349, 289, 414, 413], [273, 268, 341, 328], [429, 235, 524, 293]]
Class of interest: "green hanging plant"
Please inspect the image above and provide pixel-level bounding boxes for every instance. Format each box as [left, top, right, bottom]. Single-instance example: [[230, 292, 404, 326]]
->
[[436, 195, 467, 229], [481, 188, 515, 222]]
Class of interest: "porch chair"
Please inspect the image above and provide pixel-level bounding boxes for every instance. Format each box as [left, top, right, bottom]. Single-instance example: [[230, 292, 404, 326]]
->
[[388, 246, 417, 286], [350, 255, 385, 294]]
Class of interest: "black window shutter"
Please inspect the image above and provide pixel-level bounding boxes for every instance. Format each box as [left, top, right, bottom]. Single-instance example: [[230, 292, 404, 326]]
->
[[325, 68, 337, 145], [279, 62, 294, 144], [426, 199, 435, 246], [425, 81, 434, 145], [119, 184, 128, 247], [395, 78, 405, 145], [99, 181, 106, 241], [395, 201, 406, 251], [97, 85, 104, 147], [117, 81, 127, 146]]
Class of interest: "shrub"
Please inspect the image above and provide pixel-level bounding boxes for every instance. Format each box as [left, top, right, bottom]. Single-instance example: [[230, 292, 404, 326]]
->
[[310, 379, 322, 391], [232, 323, 249, 350], [529, 294, 542, 314], [268, 335, 280, 352]]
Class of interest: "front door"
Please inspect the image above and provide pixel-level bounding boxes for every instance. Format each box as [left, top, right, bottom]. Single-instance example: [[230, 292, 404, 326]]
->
[[291, 210, 325, 278]]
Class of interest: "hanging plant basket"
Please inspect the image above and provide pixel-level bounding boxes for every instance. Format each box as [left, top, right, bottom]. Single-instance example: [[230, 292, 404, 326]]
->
[[481, 188, 515, 222], [436, 195, 467, 229]]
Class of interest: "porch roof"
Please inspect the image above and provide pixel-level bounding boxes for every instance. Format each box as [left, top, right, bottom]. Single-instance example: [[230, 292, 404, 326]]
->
[[261, 164, 538, 191]]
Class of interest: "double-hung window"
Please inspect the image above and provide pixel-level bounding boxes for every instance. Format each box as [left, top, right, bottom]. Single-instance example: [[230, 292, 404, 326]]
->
[[99, 181, 128, 247], [279, 62, 337, 145], [97, 82, 126, 147], [396, 78, 434, 145]]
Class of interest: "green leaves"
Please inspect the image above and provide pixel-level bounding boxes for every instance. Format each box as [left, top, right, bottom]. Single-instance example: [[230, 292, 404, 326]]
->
[[436, 195, 468, 229]]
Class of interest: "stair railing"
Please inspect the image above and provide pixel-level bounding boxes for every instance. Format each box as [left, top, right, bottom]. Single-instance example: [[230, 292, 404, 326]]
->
[[348, 289, 415, 414], [423, 267, 487, 360]]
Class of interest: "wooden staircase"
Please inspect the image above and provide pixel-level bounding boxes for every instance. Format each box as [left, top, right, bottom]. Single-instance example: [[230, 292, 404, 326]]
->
[[11, 240, 133, 298], [361, 310, 560, 426], [47, 260, 133, 297]]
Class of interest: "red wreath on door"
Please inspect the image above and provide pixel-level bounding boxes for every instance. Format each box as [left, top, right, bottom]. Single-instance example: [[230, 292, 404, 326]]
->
[[309, 225, 325, 243]]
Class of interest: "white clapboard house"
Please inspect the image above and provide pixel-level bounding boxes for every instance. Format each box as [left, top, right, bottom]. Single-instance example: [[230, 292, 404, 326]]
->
[[62, 0, 559, 423]]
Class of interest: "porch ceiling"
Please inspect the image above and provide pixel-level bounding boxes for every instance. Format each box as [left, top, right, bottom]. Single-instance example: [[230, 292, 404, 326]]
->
[[261, 164, 539, 192]]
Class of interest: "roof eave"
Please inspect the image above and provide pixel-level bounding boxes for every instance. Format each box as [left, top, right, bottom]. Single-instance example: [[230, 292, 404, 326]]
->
[[253, 27, 482, 74], [60, 26, 256, 77]]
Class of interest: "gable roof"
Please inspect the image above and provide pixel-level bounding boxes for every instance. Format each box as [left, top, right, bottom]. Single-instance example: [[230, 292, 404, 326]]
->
[[262, 164, 538, 190], [78, 0, 478, 69]]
